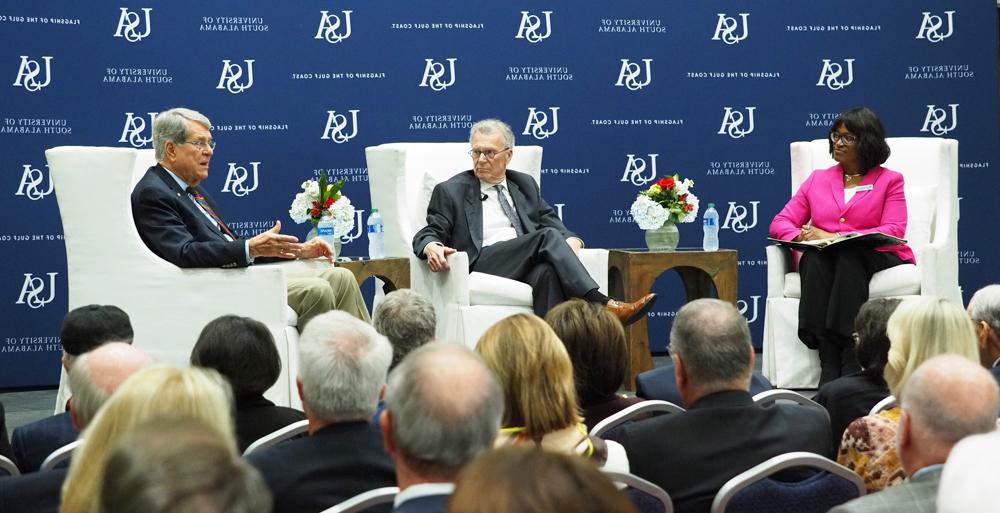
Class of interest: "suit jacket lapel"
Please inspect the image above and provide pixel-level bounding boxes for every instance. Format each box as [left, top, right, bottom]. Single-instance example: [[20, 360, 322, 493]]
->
[[504, 177, 535, 233], [843, 166, 885, 213], [830, 164, 847, 212], [463, 180, 484, 250], [151, 165, 229, 241]]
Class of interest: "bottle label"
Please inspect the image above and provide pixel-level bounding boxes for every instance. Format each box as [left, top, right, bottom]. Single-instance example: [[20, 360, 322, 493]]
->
[[704, 218, 716, 227], [368, 224, 384, 233]]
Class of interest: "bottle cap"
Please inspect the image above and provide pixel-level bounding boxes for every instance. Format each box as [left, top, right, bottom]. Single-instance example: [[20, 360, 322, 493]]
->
[[371, 207, 379, 213], [707, 203, 715, 208]]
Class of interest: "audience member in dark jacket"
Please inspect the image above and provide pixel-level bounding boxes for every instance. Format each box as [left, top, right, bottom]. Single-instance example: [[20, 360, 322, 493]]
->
[[635, 362, 774, 406]]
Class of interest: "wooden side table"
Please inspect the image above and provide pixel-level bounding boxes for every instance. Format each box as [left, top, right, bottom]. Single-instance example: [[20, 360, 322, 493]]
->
[[608, 248, 738, 388], [335, 257, 410, 293]]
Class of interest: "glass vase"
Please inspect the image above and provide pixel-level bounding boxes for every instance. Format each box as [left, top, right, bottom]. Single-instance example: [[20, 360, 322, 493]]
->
[[645, 221, 679, 251]]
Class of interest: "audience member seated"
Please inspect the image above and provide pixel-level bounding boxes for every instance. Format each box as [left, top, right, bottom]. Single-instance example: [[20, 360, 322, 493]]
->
[[248, 311, 396, 513], [967, 284, 1000, 384], [0, 343, 150, 513], [838, 296, 980, 493], [373, 289, 437, 369], [381, 342, 503, 513], [447, 446, 637, 513], [544, 299, 641, 431], [60, 364, 233, 513], [815, 297, 901, 449], [12, 305, 133, 473], [611, 299, 832, 513], [190, 315, 306, 452], [98, 416, 271, 513], [476, 314, 629, 472], [936, 431, 1000, 513], [830, 355, 999, 513]]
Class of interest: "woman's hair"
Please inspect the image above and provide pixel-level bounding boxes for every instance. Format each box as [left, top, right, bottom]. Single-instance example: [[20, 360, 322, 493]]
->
[[544, 299, 627, 406], [447, 446, 637, 513], [475, 314, 580, 441], [854, 298, 903, 379], [828, 106, 891, 173], [884, 296, 979, 397], [60, 365, 235, 513], [191, 315, 281, 396]]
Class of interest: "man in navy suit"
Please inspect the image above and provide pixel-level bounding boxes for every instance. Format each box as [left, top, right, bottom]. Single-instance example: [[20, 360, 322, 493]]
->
[[412, 118, 655, 321], [381, 343, 503, 513], [967, 284, 1000, 386], [131, 107, 369, 327], [635, 362, 774, 405]]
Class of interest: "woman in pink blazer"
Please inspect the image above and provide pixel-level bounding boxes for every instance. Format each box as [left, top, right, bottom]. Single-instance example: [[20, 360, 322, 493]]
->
[[769, 107, 914, 384]]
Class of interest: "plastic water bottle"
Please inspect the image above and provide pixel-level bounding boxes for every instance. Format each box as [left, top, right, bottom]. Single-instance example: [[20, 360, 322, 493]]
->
[[367, 208, 385, 259], [702, 203, 719, 252], [316, 212, 337, 248]]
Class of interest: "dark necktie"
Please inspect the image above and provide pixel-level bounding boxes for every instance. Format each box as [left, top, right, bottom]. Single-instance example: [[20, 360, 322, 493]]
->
[[186, 187, 236, 239], [493, 184, 525, 236]]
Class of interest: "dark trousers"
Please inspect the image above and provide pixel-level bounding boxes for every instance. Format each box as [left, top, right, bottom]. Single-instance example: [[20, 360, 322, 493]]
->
[[798, 244, 903, 384], [472, 227, 599, 316]]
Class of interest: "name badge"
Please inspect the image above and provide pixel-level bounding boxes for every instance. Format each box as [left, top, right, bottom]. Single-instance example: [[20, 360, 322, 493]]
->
[[855, 184, 874, 192]]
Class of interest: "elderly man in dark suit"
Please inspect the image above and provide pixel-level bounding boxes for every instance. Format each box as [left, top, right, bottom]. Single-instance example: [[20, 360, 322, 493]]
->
[[611, 299, 832, 513], [131, 107, 368, 327], [412, 118, 655, 322], [830, 355, 1000, 513]]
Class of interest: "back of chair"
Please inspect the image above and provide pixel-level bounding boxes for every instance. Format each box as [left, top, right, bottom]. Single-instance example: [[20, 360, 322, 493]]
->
[[319, 486, 400, 513], [243, 419, 309, 456], [751, 389, 822, 409], [868, 395, 897, 415], [40, 439, 81, 472], [0, 455, 20, 477], [590, 400, 685, 438], [602, 469, 674, 513]]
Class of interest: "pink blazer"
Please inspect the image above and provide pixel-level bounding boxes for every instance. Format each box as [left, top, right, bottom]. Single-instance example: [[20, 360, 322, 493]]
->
[[769, 164, 915, 264]]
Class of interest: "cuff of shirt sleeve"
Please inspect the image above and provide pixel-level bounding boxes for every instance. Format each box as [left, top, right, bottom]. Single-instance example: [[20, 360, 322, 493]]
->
[[245, 240, 253, 265]]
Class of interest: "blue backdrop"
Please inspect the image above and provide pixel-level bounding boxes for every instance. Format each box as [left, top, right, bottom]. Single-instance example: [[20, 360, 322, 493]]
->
[[2, 1, 997, 387]]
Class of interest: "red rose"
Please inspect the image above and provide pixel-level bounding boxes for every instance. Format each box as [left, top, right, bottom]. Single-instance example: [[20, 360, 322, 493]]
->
[[311, 201, 320, 208], [656, 177, 670, 189], [678, 194, 687, 202], [685, 204, 694, 212], [324, 197, 335, 207], [663, 177, 676, 189]]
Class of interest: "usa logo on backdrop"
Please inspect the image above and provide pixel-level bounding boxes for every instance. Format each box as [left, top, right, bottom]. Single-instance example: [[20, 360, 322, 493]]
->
[[315, 10, 353, 44], [217, 60, 255, 94], [915, 11, 955, 43], [221, 162, 260, 197], [817, 59, 855, 90], [615, 59, 652, 91], [13, 56, 53, 92], [721, 201, 759, 233], [515, 11, 552, 43], [738, 295, 761, 324], [15, 165, 53, 201], [620, 154, 659, 186], [711, 13, 749, 44], [341, 211, 365, 243], [920, 104, 959, 135], [718, 107, 755, 138], [419, 58, 457, 91], [523, 107, 559, 140], [15, 272, 58, 309], [119, 112, 157, 148], [113, 7, 152, 42], [321, 110, 360, 143]]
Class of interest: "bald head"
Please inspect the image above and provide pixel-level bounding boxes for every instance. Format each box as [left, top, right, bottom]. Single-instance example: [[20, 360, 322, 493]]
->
[[69, 342, 153, 428]]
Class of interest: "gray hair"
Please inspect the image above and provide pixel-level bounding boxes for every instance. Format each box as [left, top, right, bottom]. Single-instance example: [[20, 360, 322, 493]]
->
[[69, 352, 107, 428], [969, 284, 1000, 337], [68, 342, 152, 428], [669, 299, 752, 388], [385, 342, 503, 476], [901, 354, 1000, 447], [298, 311, 393, 422], [153, 107, 212, 161], [470, 119, 515, 149], [372, 289, 437, 369]]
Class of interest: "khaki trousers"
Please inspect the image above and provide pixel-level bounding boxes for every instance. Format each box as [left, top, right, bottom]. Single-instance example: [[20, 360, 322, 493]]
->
[[285, 267, 370, 329]]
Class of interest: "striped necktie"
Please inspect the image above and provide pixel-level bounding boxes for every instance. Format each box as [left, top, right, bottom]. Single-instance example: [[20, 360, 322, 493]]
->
[[186, 187, 236, 239]]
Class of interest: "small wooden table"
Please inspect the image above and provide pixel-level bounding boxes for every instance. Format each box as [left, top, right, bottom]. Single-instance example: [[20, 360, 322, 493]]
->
[[608, 248, 738, 388], [335, 257, 410, 293]]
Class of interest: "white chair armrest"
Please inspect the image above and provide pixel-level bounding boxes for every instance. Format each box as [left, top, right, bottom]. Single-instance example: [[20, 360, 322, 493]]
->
[[765, 245, 791, 299], [414, 251, 472, 307], [579, 248, 610, 295]]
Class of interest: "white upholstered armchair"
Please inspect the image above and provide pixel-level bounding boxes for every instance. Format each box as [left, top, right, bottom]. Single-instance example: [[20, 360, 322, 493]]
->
[[365, 143, 608, 347], [761, 138, 960, 388]]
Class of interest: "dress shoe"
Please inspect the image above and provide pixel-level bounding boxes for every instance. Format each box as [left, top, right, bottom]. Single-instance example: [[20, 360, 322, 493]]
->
[[606, 293, 657, 326]]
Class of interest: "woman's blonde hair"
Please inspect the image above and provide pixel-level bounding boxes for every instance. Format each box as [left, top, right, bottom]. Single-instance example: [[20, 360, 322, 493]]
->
[[476, 314, 580, 441], [884, 296, 978, 397], [60, 364, 234, 513]]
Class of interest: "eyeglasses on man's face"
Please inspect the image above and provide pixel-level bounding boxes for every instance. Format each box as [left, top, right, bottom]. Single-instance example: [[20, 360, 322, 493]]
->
[[468, 147, 510, 161], [180, 139, 216, 151], [830, 133, 858, 146]]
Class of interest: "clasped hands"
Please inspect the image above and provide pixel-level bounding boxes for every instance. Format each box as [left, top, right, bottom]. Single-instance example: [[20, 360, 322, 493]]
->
[[798, 224, 836, 242], [249, 221, 335, 262]]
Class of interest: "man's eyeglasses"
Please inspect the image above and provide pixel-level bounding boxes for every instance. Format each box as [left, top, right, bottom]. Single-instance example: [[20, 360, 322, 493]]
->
[[830, 133, 858, 146], [469, 147, 510, 161], [180, 139, 217, 151]]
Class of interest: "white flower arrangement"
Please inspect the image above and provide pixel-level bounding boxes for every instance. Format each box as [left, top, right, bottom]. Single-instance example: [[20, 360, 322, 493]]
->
[[629, 175, 700, 229], [289, 176, 355, 236]]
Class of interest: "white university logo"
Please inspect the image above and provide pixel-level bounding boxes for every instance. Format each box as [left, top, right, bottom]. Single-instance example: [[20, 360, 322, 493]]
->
[[315, 10, 353, 44], [13, 56, 53, 92], [553, 203, 565, 221], [523, 107, 559, 140], [718, 107, 756, 138], [341, 210, 365, 243], [221, 162, 260, 197], [321, 109, 360, 143], [515, 11, 552, 43], [419, 58, 457, 91], [916, 11, 955, 43], [817, 59, 855, 90], [721, 201, 759, 233], [217, 59, 255, 94], [711, 13, 749, 44], [119, 112, 157, 148], [615, 59, 653, 91], [15, 165, 53, 200], [920, 104, 959, 135], [16, 272, 58, 309], [738, 295, 761, 324], [113, 7, 152, 42], [620, 154, 659, 186]]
